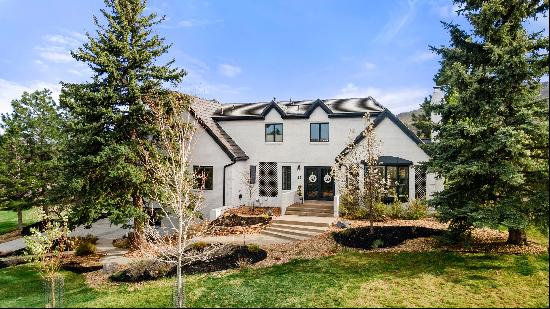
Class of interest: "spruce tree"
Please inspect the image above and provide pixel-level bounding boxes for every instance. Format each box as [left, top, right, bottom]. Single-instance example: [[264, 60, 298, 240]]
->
[[0, 89, 64, 228], [411, 95, 433, 139], [427, 0, 549, 244], [60, 0, 185, 245]]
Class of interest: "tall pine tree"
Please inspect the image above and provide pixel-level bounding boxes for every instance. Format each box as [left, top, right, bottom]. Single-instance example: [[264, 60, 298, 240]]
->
[[427, 0, 549, 244], [60, 0, 185, 245], [0, 89, 65, 228]]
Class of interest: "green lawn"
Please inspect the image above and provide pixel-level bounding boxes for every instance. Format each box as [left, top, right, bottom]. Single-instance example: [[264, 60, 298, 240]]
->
[[1, 251, 548, 308], [0, 208, 42, 235]]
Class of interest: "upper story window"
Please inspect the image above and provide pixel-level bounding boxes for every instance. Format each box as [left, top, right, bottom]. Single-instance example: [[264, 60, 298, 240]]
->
[[265, 123, 283, 142], [310, 123, 329, 142], [193, 166, 213, 190]]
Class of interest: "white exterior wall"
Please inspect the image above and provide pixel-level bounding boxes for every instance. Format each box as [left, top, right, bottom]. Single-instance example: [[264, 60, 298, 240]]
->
[[218, 108, 436, 208], [189, 122, 232, 219]]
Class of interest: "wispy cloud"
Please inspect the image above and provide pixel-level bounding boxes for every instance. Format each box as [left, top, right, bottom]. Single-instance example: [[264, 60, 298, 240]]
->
[[161, 18, 223, 29], [335, 82, 429, 113], [34, 31, 92, 76], [376, 0, 418, 44], [0, 79, 61, 116], [218, 64, 242, 77], [410, 50, 437, 63]]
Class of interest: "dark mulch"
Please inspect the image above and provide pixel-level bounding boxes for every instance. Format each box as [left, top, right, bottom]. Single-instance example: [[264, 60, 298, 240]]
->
[[110, 244, 267, 282], [332, 226, 444, 250], [0, 256, 29, 268], [62, 261, 103, 274], [211, 213, 271, 227], [21, 220, 48, 236]]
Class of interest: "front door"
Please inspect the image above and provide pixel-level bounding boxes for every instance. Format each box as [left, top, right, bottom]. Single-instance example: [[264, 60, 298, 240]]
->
[[304, 166, 334, 201]]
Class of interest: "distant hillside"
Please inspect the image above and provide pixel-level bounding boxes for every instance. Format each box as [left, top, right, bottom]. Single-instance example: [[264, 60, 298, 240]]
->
[[396, 108, 421, 134]]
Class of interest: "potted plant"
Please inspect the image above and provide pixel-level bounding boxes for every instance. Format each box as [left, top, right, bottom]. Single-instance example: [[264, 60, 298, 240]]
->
[[296, 185, 303, 204]]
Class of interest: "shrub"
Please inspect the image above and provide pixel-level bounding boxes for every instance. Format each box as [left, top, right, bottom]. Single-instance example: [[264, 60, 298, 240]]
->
[[387, 201, 405, 219], [188, 241, 209, 251], [247, 243, 261, 253], [75, 241, 96, 256], [403, 199, 429, 220]]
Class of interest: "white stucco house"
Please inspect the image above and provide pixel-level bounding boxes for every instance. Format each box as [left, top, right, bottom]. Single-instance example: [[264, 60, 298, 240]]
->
[[185, 88, 444, 221]]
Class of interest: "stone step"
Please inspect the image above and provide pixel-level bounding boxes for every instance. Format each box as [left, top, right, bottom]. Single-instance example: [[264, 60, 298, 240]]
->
[[286, 207, 333, 213], [264, 226, 321, 238], [260, 230, 305, 241], [272, 219, 331, 228], [284, 210, 334, 217], [270, 222, 327, 233], [286, 206, 333, 211]]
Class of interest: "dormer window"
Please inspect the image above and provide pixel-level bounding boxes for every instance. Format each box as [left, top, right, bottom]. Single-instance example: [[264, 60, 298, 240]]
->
[[265, 123, 283, 142], [310, 123, 329, 142]]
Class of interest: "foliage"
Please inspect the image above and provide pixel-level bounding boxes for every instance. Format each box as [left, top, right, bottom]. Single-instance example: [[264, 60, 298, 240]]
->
[[411, 95, 433, 139], [75, 241, 97, 257], [333, 113, 386, 232], [426, 0, 549, 244], [23, 215, 68, 308], [59, 0, 185, 244], [403, 199, 429, 220], [0, 90, 65, 228]]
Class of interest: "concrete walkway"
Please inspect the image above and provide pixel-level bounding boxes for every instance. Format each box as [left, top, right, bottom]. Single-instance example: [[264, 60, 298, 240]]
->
[[0, 219, 136, 268]]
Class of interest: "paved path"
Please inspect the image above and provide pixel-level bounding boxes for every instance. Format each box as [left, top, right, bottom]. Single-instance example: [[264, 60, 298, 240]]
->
[[0, 219, 137, 268], [0, 238, 26, 256]]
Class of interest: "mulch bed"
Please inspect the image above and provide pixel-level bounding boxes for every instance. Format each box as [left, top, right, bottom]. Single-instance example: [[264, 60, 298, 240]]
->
[[332, 226, 445, 249], [0, 229, 23, 245], [207, 206, 281, 237], [110, 244, 267, 282], [61, 253, 105, 273]]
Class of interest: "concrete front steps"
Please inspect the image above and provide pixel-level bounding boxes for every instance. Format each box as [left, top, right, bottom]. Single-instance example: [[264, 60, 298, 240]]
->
[[259, 215, 334, 242], [284, 201, 334, 217]]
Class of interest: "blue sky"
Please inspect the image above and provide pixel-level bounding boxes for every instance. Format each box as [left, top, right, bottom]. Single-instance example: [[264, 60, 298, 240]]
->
[[0, 0, 548, 116]]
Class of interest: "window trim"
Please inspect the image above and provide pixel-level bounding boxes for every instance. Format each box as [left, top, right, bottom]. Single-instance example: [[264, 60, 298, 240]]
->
[[193, 165, 213, 190], [310, 122, 329, 142], [265, 123, 283, 142], [366, 164, 410, 201], [282, 166, 291, 191]]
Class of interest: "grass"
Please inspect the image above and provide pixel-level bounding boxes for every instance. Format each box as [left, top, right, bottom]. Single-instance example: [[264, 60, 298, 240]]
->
[[0, 251, 548, 308], [0, 208, 42, 235]]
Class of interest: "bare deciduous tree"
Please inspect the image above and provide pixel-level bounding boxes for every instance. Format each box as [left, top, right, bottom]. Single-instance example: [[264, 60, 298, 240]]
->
[[142, 93, 222, 308], [332, 112, 385, 233], [240, 168, 257, 208]]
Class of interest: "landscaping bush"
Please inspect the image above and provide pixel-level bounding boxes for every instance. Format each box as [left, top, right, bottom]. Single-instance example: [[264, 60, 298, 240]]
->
[[188, 241, 209, 251], [387, 201, 405, 219], [75, 241, 96, 256], [403, 199, 429, 220]]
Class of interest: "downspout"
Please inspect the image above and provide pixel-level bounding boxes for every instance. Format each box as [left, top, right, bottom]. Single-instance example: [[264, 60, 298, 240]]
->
[[223, 159, 237, 206]]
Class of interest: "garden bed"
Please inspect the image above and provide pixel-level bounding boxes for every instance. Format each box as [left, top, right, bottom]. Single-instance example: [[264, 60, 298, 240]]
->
[[332, 226, 445, 249], [110, 243, 267, 282], [208, 206, 280, 236]]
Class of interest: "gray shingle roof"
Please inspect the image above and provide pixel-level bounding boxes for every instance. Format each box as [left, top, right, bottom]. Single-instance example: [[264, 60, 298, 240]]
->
[[212, 97, 385, 118], [189, 97, 248, 161]]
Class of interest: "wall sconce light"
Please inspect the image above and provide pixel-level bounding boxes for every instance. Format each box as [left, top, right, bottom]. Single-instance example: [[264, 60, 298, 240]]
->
[[297, 165, 301, 171]]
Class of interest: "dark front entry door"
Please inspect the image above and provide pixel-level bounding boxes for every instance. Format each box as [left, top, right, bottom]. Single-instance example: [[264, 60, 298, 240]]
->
[[304, 166, 334, 201]]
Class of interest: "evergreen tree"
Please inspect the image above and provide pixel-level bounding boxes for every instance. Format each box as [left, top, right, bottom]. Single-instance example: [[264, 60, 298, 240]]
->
[[0, 89, 64, 228], [427, 0, 549, 244], [60, 0, 185, 246], [411, 95, 433, 139]]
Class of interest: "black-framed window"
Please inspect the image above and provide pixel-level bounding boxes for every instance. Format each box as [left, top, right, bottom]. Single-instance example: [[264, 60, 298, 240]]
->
[[265, 123, 283, 142], [310, 123, 329, 142], [193, 166, 213, 190], [282, 166, 291, 190], [249, 165, 256, 184], [366, 165, 409, 201]]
